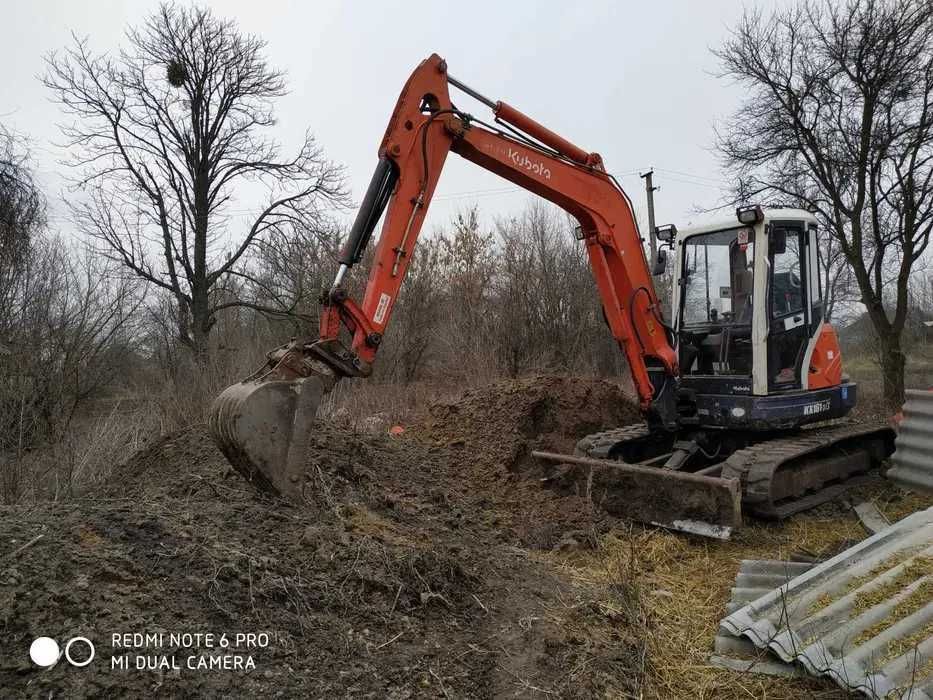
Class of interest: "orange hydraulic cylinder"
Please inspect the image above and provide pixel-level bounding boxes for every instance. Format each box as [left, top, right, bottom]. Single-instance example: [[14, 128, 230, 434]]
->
[[494, 101, 598, 167]]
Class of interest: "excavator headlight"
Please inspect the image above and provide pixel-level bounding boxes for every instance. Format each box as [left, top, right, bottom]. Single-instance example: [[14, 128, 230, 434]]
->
[[656, 224, 677, 244], [736, 205, 763, 225]]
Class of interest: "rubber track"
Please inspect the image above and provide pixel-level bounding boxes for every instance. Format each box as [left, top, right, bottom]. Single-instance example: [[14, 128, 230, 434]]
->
[[574, 424, 650, 459], [576, 420, 894, 523], [720, 421, 894, 519]]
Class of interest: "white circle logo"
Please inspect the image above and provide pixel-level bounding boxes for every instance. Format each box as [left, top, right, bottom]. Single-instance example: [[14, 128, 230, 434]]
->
[[29, 637, 60, 667], [64, 637, 95, 667]]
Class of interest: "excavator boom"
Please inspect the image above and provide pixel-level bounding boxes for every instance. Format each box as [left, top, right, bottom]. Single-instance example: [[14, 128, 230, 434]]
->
[[333, 54, 678, 415]]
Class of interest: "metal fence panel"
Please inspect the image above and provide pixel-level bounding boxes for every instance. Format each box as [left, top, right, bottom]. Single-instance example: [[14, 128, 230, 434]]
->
[[889, 389, 933, 493]]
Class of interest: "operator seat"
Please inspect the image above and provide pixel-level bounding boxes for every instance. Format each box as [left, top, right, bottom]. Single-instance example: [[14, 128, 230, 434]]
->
[[733, 267, 754, 323]]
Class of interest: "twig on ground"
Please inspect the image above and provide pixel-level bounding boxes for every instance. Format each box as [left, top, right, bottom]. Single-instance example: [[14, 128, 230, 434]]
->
[[389, 583, 403, 616], [429, 667, 452, 699], [471, 593, 489, 614], [3, 533, 44, 560], [497, 664, 557, 695], [375, 631, 404, 650]]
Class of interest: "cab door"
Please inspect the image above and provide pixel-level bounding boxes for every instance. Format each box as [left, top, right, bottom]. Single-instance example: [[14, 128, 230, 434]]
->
[[767, 224, 809, 390]]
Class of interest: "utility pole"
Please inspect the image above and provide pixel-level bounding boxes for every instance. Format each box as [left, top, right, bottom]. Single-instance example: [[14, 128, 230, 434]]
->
[[640, 169, 659, 269]]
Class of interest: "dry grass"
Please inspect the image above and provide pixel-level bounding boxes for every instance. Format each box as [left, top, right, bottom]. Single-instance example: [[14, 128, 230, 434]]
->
[[885, 621, 933, 672], [344, 503, 420, 547], [806, 548, 923, 618], [1, 395, 163, 503], [539, 481, 932, 699], [852, 558, 931, 619], [861, 583, 933, 674], [873, 488, 933, 523], [320, 377, 492, 432]]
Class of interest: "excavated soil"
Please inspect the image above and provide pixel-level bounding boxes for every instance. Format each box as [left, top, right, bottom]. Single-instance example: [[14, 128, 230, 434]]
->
[[0, 375, 647, 698], [414, 375, 641, 473]]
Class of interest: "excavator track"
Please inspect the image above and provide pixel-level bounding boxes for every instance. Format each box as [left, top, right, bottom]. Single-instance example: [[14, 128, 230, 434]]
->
[[574, 424, 652, 459], [720, 421, 895, 520], [571, 420, 895, 531]]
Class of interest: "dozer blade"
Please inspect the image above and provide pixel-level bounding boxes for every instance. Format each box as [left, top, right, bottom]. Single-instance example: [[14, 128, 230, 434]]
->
[[533, 450, 742, 539], [209, 375, 325, 499]]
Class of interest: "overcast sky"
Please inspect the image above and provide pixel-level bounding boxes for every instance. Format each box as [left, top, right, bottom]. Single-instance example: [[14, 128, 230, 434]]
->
[[1, 0, 778, 243]]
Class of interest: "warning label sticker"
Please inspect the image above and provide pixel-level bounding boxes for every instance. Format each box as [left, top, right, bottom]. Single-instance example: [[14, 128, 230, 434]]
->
[[373, 293, 392, 325]]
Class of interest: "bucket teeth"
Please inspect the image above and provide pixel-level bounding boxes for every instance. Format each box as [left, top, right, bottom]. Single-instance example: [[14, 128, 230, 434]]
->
[[208, 376, 325, 498]]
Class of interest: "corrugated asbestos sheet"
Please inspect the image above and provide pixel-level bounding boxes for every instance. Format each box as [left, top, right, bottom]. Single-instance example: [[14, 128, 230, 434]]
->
[[711, 559, 816, 677], [721, 507, 933, 699], [722, 559, 818, 615], [889, 389, 933, 493]]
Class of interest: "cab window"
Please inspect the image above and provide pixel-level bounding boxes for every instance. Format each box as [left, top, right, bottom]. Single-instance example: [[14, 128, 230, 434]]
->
[[681, 228, 755, 326], [770, 228, 804, 319]]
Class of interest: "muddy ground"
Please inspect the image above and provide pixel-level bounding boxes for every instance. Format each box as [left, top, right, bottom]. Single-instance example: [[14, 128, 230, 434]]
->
[[0, 376, 647, 698], [0, 375, 929, 698]]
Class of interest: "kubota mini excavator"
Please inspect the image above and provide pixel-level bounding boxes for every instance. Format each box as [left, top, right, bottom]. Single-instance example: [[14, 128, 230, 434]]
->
[[209, 54, 895, 538]]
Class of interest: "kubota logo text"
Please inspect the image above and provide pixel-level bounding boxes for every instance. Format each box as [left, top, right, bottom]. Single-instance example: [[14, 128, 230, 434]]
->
[[508, 148, 551, 179]]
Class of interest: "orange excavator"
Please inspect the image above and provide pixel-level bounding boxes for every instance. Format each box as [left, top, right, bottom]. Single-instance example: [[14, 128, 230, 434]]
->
[[210, 54, 894, 538]]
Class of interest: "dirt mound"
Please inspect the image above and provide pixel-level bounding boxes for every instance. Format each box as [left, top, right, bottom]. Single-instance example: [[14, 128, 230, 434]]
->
[[1, 376, 647, 698], [107, 421, 432, 509], [415, 375, 641, 473], [104, 426, 230, 498], [404, 376, 641, 548]]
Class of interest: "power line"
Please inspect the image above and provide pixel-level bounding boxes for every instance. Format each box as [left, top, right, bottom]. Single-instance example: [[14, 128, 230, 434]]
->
[[433, 186, 520, 201], [655, 167, 726, 184], [655, 174, 724, 190]]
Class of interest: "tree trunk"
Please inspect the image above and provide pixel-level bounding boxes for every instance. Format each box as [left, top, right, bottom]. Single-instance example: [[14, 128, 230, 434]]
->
[[191, 324, 210, 366], [190, 284, 212, 366], [878, 335, 906, 410]]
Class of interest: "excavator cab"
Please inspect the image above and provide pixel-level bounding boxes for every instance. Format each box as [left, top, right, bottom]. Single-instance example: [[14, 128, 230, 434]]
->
[[671, 206, 853, 430]]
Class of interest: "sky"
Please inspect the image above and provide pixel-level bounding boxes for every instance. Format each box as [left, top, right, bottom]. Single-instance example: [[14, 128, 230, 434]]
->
[[0, 0, 776, 245]]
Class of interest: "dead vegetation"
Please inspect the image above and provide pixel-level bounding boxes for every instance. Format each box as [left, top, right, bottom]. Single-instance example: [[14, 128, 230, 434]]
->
[[548, 482, 932, 699]]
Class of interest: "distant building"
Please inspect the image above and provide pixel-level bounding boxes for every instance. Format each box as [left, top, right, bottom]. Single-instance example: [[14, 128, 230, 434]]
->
[[838, 307, 933, 353]]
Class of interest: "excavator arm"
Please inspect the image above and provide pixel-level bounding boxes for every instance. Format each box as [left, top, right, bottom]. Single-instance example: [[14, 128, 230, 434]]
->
[[328, 54, 677, 414], [210, 54, 680, 497]]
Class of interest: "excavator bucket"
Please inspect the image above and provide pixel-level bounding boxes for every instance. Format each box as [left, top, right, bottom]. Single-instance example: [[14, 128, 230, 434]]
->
[[209, 375, 326, 499]]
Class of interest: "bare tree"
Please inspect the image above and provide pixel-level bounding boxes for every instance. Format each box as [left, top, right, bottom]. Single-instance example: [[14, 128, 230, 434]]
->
[[233, 219, 343, 325], [495, 211, 540, 377], [493, 203, 608, 376], [378, 238, 444, 384], [44, 3, 346, 360], [437, 208, 497, 378], [0, 234, 145, 501], [716, 0, 933, 406], [0, 126, 44, 272]]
